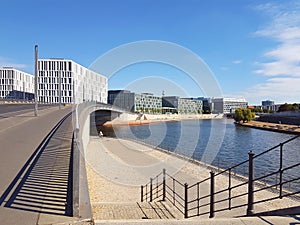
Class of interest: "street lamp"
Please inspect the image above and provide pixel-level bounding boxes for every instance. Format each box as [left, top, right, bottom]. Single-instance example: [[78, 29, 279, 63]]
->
[[34, 45, 38, 116], [59, 71, 61, 109]]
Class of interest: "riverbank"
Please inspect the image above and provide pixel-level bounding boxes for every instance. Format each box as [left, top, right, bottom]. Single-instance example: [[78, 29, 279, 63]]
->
[[86, 137, 300, 221], [103, 113, 224, 126], [237, 120, 300, 135]]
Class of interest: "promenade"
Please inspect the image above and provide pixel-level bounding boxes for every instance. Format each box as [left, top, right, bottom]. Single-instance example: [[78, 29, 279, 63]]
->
[[86, 137, 300, 224], [238, 120, 300, 134]]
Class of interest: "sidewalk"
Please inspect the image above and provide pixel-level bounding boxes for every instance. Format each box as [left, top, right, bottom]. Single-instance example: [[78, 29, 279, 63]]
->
[[86, 137, 300, 223]]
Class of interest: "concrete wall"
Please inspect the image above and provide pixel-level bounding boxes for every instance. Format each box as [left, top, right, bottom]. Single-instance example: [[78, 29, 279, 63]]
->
[[257, 111, 300, 125]]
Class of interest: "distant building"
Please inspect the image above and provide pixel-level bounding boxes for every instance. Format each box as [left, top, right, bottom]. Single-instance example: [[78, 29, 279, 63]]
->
[[0, 67, 34, 100], [198, 97, 212, 113], [211, 97, 248, 114], [108, 90, 135, 111], [135, 93, 162, 113], [162, 96, 203, 114], [108, 90, 162, 113], [261, 100, 279, 111], [37, 59, 107, 104], [262, 100, 274, 107]]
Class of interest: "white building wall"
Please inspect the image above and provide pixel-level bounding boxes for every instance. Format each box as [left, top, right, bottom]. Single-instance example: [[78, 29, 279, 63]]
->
[[212, 97, 247, 114], [0, 68, 34, 99], [38, 59, 107, 104]]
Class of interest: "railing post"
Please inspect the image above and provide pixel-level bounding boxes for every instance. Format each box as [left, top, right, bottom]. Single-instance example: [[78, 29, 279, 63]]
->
[[247, 151, 255, 216], [150, 178, 153, 202], [279, 143, 283, 199], [141, 185, 143, 202], [184, 183, 188, 218], [163, 169, 166, 201], [228, 168, 232, 210], [209, 171, 215, 218]]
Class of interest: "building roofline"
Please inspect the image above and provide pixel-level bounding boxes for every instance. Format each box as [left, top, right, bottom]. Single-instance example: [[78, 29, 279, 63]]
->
[[0, 67, 34, 76]]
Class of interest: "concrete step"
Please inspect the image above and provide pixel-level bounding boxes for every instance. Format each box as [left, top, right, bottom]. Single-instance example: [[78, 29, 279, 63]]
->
[[95, 215, 300, 225]]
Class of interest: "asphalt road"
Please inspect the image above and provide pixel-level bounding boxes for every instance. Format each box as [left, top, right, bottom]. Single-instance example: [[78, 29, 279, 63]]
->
[[0, 103, 58, 117], [0, 106, 76, 225]]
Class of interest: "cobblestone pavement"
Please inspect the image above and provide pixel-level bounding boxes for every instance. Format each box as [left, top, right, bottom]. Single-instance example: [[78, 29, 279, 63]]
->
[[86, 137, 300, 223], [92, 202, 181, 220]]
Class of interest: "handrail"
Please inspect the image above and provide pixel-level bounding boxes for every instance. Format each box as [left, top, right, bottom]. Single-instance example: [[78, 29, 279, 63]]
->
[[141, 135, 300, 219]]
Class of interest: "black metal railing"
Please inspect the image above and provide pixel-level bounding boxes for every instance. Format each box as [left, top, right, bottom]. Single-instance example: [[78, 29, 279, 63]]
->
[[141, 135, 300, 218]]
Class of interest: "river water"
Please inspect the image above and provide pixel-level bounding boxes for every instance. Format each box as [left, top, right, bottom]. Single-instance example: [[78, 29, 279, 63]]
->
[[99, 118, 300, 191]]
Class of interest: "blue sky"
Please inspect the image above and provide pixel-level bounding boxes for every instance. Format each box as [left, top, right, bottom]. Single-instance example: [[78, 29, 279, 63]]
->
[[0, 0, 300, 105]]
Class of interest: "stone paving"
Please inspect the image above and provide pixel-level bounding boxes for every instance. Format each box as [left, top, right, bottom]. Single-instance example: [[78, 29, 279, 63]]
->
[[92, 202, 179, 220], [86, 137, 300, 224]]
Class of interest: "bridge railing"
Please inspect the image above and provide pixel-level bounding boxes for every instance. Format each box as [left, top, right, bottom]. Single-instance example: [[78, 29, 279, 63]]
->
[[141, 135, 300, 218]]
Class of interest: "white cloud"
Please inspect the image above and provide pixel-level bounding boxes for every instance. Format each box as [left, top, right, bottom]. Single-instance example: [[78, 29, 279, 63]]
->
[[254, 1, 300, 77], [232, 60, 242, 64], [244, 77, 300, 104], [0, 57, 29, 70], [247, 1, 300, 103], [220, 66, 228, 71]]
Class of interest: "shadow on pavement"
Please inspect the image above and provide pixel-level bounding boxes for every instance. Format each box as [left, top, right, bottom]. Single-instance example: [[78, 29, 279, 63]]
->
[[0, 113, 73, 216], [254, 206, 300, 217], [137, 201, 177, 219]]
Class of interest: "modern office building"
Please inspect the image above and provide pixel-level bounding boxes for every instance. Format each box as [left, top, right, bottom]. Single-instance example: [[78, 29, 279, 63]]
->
[[162, 96, 203, 114], [108, 90, 135, 111], [261, 100, 279, 111], [0, 67, 34, 100], [211, 97, 248, 114], [198, 97, 212, 113], [37, 59, 107, 104], [262, 100, 275, 107], [108, 90, 162, 113], [135, 93, 162, 113]]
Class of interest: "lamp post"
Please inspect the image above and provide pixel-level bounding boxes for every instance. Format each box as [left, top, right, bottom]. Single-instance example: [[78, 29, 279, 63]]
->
[[23, 81, 25, 101], [59, 71, 61, 109], [34, 45, 38, 116]]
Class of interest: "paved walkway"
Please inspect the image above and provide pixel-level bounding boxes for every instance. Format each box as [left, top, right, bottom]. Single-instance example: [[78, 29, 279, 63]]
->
[[0, 106, 76, 225], [95, 215, 300, 225], [86, 137, 300, 224]]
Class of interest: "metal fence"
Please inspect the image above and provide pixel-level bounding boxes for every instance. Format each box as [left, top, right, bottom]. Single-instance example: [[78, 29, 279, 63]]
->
[[141, 135, 300, 218]]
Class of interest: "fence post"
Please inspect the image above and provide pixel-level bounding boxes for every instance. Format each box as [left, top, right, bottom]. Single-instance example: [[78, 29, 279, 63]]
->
[[228, 168, 232, 210], [141, 185, 143, 202], [209, 171, 215, 218], [247, 151, 255, 216], [150, 178, 153, 202], [279, 143, 283, 199], [184, 183, 188, 218], [163, 169, 166, 201]]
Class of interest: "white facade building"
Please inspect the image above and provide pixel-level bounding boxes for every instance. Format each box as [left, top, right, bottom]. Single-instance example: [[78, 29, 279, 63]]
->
[[37, 59, 107, 104], [0, 67, 34, 100], [212, 97, 248, 114]]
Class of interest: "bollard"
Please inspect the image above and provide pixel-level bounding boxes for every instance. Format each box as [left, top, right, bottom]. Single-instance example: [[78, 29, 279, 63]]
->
[[247, 151, 255, 216], [209, 171, 215, 218]]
